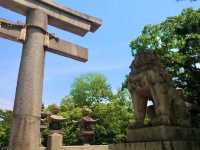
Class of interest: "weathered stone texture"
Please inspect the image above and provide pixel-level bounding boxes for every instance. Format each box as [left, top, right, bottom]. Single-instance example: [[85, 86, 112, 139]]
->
[[123, 51, 200, 150], [0, 18, 88, 62], [127, 125, 200, 142], [48, 133, 63, 150], [40, 147, 47, 150], [0, 0, 102, 36], [9, 9, 47, 150], [110, 141, 200, 150], [128, 51, 190, 127], [61, 145, 109, 150]]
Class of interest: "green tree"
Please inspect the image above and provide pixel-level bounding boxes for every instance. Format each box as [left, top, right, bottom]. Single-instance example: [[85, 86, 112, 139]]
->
[[92, 89, 133, 144], [130, 8, 200, 126], [59, 73, 133, 145], [70, 73, 113, 107], [0, 109, 12, 147]]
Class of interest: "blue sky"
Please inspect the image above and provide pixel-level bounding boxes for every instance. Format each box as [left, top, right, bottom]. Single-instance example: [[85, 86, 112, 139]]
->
[[0, 0, 199, 110]]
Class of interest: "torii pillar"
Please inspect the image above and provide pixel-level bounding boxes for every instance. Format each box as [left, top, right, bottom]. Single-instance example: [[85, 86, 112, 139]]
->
[[0, 1, 102, 150], [10, 9, 48, 150]]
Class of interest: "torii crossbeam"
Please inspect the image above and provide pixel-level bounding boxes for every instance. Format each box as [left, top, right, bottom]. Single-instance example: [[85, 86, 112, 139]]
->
[[0, 18, 88, 62], [0, 1, 102, 150]]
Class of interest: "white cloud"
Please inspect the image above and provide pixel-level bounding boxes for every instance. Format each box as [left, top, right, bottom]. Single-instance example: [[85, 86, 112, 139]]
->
[[112, 89, 118, 95], [0, 98, 13, 110]]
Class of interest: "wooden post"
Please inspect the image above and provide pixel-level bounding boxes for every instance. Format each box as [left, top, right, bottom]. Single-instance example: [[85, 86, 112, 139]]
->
[[9, 9, 47, 150]]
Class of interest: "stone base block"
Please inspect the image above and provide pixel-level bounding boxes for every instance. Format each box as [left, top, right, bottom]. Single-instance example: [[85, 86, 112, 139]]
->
[[48, 133, 63, 150], [40, 147, 47, 150], [61, 145, 109, 150], [110, 141, 200, 150], [127, 125, 200, 142]]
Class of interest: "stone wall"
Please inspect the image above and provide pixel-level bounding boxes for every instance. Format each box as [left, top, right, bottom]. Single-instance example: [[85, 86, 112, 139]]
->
[[61, 145, 109, 150], [40, 145, 109, 150], [41, 140, 200, 150]]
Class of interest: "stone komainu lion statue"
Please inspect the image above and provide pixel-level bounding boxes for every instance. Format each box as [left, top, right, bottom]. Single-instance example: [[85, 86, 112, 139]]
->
[[128, 51, 190, 128]]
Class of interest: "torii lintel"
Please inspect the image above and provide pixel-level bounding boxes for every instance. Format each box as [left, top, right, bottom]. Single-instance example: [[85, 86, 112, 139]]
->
[[0, 0, 102, 36]]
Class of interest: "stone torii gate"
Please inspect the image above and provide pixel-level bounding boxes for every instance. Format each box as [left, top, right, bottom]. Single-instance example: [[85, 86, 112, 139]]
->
[[0, 0, 102, 150]]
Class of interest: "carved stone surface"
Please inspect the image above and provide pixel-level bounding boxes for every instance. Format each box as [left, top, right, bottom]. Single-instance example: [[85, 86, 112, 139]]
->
[[110, 51, 199, 150], [128, 51, 190, 127], [110, 141, 200, 150], [126, 125, 200, 142]]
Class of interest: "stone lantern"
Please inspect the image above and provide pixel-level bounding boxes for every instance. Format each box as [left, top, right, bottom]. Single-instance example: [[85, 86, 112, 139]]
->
[[48, 106, 65, 133], [47, 105, 65, 150], [80, 107, 97, 145]]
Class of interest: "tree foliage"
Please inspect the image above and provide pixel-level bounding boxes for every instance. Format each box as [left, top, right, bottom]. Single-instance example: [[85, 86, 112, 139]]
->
[[60, 73, 133, 145], [0, 109, 12, 147], [70, 73, 113, 107]]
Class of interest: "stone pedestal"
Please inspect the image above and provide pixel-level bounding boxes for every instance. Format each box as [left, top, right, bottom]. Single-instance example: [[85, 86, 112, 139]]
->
[[110, 126, 200, 150], [48, 132, 63, 150], [110, 141, 200, 150], [127, 125, 200, 142]]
